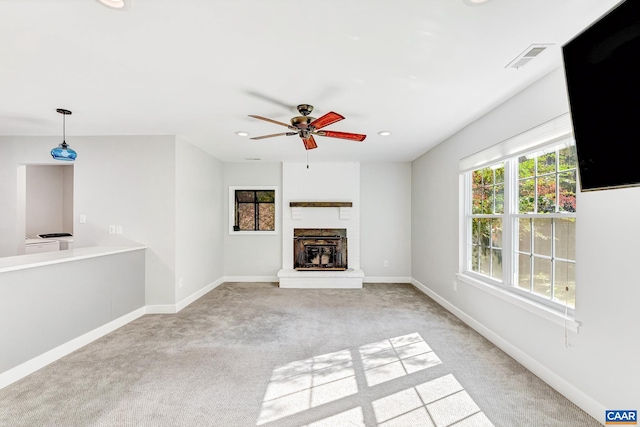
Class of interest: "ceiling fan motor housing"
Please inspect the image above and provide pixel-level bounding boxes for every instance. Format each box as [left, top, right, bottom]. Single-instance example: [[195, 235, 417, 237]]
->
[[291, 115, 315, 129]]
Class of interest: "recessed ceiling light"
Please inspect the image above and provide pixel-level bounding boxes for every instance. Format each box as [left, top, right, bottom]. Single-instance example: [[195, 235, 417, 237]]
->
[[463, 0, 491, 5], [235, 131, 249, 137], [378, 131, 392, 136], [95, 0, 129, 10]]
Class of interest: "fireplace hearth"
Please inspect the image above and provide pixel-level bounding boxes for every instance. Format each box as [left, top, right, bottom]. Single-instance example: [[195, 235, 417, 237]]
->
[[294, 228, 347, 270]]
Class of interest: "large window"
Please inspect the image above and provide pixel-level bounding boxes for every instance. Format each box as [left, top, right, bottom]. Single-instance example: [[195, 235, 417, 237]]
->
[[229, 186, 278, 234], [464, 140, 577, 312]]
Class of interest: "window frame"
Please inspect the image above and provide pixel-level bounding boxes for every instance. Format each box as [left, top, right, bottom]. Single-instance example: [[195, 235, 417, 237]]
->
[[228, 185, 279, 235], [457, 114, 578, 324]]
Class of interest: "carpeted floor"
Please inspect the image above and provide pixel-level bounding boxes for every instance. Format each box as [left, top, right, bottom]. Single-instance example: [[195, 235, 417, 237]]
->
[[0, 282, 600, 427]]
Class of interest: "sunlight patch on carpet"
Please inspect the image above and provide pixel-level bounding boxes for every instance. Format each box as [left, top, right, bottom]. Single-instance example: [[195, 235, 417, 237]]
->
[[372, 374, 494, 427], [359, 332, 442, 386], [256, 349, 357, 425]]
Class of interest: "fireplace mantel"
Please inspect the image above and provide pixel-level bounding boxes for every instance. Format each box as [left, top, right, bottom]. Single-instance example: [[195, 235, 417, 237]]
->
[[289, 202, 352, 208], [290, 201, 352, 220]]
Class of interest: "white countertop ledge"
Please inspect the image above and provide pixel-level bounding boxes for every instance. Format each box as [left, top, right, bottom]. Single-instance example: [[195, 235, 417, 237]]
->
[[0, 245, 147, 273]]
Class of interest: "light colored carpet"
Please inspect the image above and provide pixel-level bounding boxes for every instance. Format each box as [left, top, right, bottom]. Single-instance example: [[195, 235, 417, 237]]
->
[[0, 282, 599, 427]]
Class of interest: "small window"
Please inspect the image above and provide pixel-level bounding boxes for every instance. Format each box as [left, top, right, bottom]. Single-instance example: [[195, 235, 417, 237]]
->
[[229, 186, 278, 234]]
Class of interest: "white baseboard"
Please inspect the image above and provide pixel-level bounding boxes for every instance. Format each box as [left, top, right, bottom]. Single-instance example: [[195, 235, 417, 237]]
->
[[222, 275, 278, 283], [175, 278, 224, 312], [364, 276, 412, 283], [146, 278, 224, 314], [0, 307, 146, 390], [411, 278, 606, 425]]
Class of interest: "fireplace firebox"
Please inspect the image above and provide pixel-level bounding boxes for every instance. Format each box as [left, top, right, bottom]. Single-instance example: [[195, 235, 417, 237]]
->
[[294, 228, 347, 270]]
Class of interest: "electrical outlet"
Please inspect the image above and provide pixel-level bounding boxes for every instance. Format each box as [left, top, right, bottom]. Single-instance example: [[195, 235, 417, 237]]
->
[[108, 225, 116, 234], [383, 260, 389, 268], [179, 278, 184, 288], [79, 214, 86, 224], [453, 280, 457, 292], [116, 225, 122, 234]]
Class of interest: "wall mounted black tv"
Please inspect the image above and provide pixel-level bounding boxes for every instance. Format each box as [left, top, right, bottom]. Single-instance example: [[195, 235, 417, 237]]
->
[[562, 0, 640, 191]]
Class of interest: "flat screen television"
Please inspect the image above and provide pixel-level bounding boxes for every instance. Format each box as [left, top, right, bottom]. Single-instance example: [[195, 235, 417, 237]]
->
[[562, 0, 640, 191]]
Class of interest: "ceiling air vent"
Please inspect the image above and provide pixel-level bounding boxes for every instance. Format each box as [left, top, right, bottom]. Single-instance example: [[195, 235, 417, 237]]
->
[[505, 44, 554, 69]]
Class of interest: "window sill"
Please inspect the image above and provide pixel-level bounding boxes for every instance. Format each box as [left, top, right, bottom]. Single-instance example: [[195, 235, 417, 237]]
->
[[455, 273, 581, 333]]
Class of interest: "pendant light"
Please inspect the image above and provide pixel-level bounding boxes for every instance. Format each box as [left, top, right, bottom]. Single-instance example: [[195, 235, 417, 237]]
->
[[51, 108, 77, 161]]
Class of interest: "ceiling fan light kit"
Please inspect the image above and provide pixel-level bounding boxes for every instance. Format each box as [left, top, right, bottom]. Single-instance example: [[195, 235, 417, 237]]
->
[[248, 104, 366, 151]]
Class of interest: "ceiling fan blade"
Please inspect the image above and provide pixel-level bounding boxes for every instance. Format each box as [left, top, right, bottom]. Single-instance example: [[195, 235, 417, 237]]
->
[[316, 130, 367, 142], [248, 115, 297, 130], [302, 135, 318, 150], [310, 111, 344, 131], [250, 132, 297, 140]]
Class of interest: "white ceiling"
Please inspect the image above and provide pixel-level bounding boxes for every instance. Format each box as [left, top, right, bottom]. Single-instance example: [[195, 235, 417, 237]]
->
[[0, 0, 621, 163]]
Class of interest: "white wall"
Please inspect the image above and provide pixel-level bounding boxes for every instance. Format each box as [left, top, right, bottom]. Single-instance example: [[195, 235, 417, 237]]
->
[[223, 162, 282, 279], [25, 165, 73, 237], [175, 138, 224, 302], [411, 67, 639, 420], [62, 166, 74, 233], [71, 136, 177, 306], [360, 162, 411, 281]]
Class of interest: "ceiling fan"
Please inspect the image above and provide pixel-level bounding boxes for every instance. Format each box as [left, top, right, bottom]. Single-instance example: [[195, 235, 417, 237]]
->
[[248, 104, 366, 150]]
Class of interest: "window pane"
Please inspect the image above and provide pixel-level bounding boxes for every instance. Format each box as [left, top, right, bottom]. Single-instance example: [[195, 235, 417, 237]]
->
[[494, 184, 504, 214], [554, 260, 576, 309], [478, 218, 490, 248], [491, 218, 502, 249], [533, 218, 552, 257], [483, 187, 494, 214], [472, 170, 483, 188], [256, 190, 275, 203], [519, 178, 535, 213], [559, 146, 577, 171], [479, 247, 490, 276], [532, 257, 552, 299], [494, 165, 505, 183], [555, 218, 576, 260], [472, 218, 482, 244], [559, 170, 577, 213], [518, 218, 531, 253], [238, 204, 255, 230], [472, 188, 483, 214], [482, 168, 494, 185], [491, 249, 502, 280], [516, 253, 531, 291], [471, 245, 480, 271], [258, 203, 275, 231], [537, 152, 556, 175], [537, 175, 556, 213], [236, 190, 255, 203], [518, 156, 535, 179]]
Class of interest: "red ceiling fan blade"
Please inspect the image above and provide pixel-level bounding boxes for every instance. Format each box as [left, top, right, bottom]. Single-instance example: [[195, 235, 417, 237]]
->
[[250, 132, 297, 140], [316, 130, 366, 142], [309, 111, 344, 130], [302, 135, 318, 150], [248, 115, 297, 130]]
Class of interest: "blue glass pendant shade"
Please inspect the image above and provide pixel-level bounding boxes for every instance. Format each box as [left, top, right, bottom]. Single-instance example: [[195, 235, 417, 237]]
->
[[52, 109, 76, 161], [51, 141, 77, 161]]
